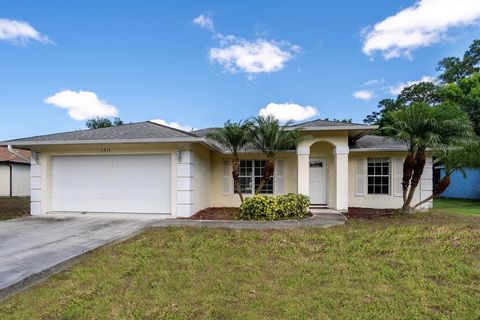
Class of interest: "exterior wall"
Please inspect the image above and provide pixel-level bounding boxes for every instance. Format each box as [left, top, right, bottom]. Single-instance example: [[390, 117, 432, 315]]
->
[[348, 151, 433, 209], [209, 152, 297, 208], [12, 164, 30, 196], [29, 143, 179, 216], [192, 144, 211, 213], [440, 168, 480, 200], [0, 165, 10, 196]]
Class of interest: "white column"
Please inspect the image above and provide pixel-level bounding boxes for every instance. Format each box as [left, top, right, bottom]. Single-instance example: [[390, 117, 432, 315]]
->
[[419, 156, 433, 210], [30, 151, 43, 215], [334, 146, 349, 211], [176, 147, 194, 217], [297, 146, 310, 196]]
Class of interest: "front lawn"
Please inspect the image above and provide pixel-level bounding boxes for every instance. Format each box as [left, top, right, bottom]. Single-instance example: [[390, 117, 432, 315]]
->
[[1, 211, 479, 319], [0, 197, 30, 221], [434, 198, 480, 216]]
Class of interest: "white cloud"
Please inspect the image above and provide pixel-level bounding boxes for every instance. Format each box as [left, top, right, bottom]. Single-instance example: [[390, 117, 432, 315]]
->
[[192, 14, 214, 31], [363, 79, 384, 86], [389, 75, 436, 95], [44, 90, 118, 121], [210, 39, 297, 75], [353, 90, 374, 101], [194, 13, 300, 77], [362, 0, 480, 59], [0, 18, 52, 44], [150, 119, 196, 132], [258, 102, 318, 122]]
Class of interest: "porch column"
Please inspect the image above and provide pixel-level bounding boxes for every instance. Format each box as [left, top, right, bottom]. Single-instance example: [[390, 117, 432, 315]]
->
[[334, 146, 349, 211], [297, 146, 310, 196]]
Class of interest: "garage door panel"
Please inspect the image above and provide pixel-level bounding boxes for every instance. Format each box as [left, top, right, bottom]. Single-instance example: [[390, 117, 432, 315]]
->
[[51, 155, 171, 214]]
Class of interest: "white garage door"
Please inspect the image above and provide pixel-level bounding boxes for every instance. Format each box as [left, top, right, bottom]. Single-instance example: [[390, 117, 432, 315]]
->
[[51, 155, 171, 214]]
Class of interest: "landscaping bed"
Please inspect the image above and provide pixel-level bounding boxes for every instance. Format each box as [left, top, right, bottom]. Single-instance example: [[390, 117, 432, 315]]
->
[[347, 207, 398, 219], [187, 207, 239, 220], [0, 197, 30, 221]]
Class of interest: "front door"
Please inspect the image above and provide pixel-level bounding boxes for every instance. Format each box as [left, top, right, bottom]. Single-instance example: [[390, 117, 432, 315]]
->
[[309, 158, 327, 204]]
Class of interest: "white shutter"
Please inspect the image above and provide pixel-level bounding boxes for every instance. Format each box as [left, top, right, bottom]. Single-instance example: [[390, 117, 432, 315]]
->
[[394, 158, 403, 197], [222, 160, 232, 195], [355, 158, 365, 196], [275, 159, 285, 195]]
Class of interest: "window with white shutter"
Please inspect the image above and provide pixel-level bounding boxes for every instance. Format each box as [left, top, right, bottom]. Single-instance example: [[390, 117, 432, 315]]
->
[[355, 158, 365, 196], [222, 160, 232, 195], [394, 158, 403, 197], [275, 159, 285, 195]]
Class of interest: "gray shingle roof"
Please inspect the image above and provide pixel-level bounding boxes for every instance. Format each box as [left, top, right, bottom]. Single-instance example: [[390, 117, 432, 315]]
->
[[291, 118, 367, 127], [350, 135, 407, 151], [4, 121, 198, 143]]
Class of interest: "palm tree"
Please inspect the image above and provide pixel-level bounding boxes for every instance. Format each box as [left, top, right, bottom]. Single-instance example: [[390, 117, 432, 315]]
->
[[251, 116, 301, 194], [206, 120, 253, 203], [414, 141, 480, 209], [384, 102, 473, 213]]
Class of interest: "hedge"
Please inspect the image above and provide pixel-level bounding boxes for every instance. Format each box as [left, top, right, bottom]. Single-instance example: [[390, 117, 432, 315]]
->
[[239, 193, 310, 221]]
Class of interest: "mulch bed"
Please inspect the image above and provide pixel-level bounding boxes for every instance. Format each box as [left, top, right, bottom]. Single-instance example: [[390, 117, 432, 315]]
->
[[347, 207, 399, 219], [186, 207, 240, 220], [0, 197, 30, 221]]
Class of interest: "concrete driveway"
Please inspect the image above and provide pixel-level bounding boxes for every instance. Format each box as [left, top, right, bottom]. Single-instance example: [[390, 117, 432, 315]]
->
[[0, 215, 150, 296]]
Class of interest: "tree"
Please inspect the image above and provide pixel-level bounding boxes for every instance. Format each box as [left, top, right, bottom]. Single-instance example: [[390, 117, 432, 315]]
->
[[251, 116, 301, 194], [437, 39, 480, 83], [85, 117, 124, 129], [414, 141, 480, 209], [206, 120, 253, 203], [383, 102, 474, 213], [439, 73, 480, 135]]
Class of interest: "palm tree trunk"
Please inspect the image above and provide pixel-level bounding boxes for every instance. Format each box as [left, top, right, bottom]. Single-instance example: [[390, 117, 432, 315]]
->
[[414, 175, 450, 209], [403, 150, 426, 212], [402, 152, 416, 203], [232, 156, 243, 203], [255, 159, 274, 195]]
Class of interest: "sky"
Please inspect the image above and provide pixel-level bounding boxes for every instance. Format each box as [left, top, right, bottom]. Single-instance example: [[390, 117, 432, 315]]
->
[[1, 0, 480, 140]]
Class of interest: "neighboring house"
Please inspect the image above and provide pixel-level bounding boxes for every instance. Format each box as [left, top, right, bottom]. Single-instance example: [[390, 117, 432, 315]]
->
[[0, 120, 433, 217], [439, 168, 480, 200], [0, 147, 31, 197]]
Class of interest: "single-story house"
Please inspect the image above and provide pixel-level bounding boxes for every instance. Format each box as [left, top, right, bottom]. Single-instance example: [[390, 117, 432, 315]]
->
[[0, 120, 433, 217], [0, 147, 31, 197]]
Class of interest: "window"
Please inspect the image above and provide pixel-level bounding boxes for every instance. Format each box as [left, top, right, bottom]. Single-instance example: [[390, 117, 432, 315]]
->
[[367, 158, 390, 194], [238, 160, 273, 194]]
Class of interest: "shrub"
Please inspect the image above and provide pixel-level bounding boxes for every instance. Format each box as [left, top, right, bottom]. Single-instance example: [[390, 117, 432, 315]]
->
[[239, 193, 310, 221]]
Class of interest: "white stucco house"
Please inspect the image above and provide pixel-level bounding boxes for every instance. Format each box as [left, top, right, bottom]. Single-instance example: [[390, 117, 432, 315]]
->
[[0, 147, 31, 197], [0, 120, 433, 217]]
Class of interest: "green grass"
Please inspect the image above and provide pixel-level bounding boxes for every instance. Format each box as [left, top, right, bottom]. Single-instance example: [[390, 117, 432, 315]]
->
[[434, 198, 480, 216], [1, 212, 479, 319]]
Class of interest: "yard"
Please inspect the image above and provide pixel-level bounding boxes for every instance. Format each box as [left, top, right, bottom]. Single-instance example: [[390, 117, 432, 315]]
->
[[0, 197, 30, 221], [0, 201, 479, 319]]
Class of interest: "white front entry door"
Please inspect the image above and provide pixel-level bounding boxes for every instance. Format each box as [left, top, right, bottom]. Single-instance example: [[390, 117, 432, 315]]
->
[[309, 158, 327, 204], [51, 155, 171, 214]]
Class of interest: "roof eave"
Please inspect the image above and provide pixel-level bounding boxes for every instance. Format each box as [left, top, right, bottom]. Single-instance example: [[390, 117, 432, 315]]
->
[[293, 125, 379, 131]]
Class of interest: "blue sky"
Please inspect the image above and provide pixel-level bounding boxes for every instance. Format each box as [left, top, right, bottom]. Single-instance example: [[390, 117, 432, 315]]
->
[[1, 0, 480, 140]]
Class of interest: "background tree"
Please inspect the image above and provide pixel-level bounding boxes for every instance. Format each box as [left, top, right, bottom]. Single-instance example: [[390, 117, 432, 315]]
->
[[383, 102, 474, 213], [86, 117, 124, 129], [437, 39, 480, 83], [251, 116, 301, 194], [206, 120, 252, 203]]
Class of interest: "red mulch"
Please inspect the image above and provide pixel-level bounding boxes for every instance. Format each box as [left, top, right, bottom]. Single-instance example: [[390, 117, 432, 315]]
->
[[347, 207, 399, 219], [186, 207, 239, 220]]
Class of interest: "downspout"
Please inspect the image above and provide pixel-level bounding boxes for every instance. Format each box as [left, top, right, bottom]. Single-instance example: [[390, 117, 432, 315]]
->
[[7, 145, 30, 162]]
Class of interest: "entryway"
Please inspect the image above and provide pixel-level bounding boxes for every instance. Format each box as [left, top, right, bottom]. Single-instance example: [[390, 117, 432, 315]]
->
[[309, 158, 327, 205]]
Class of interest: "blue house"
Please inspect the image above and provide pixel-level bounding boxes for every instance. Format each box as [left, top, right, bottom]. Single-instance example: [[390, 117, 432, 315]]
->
[[440, 168, 480, 200]]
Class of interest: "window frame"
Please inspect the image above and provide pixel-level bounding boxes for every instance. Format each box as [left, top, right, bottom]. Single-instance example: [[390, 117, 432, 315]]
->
[[367, 157, 391, 195], [237, 160, 274, 195]]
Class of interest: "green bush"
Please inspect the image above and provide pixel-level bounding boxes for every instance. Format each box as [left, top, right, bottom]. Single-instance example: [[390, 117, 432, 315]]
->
[[239, 193, 310, 221]]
